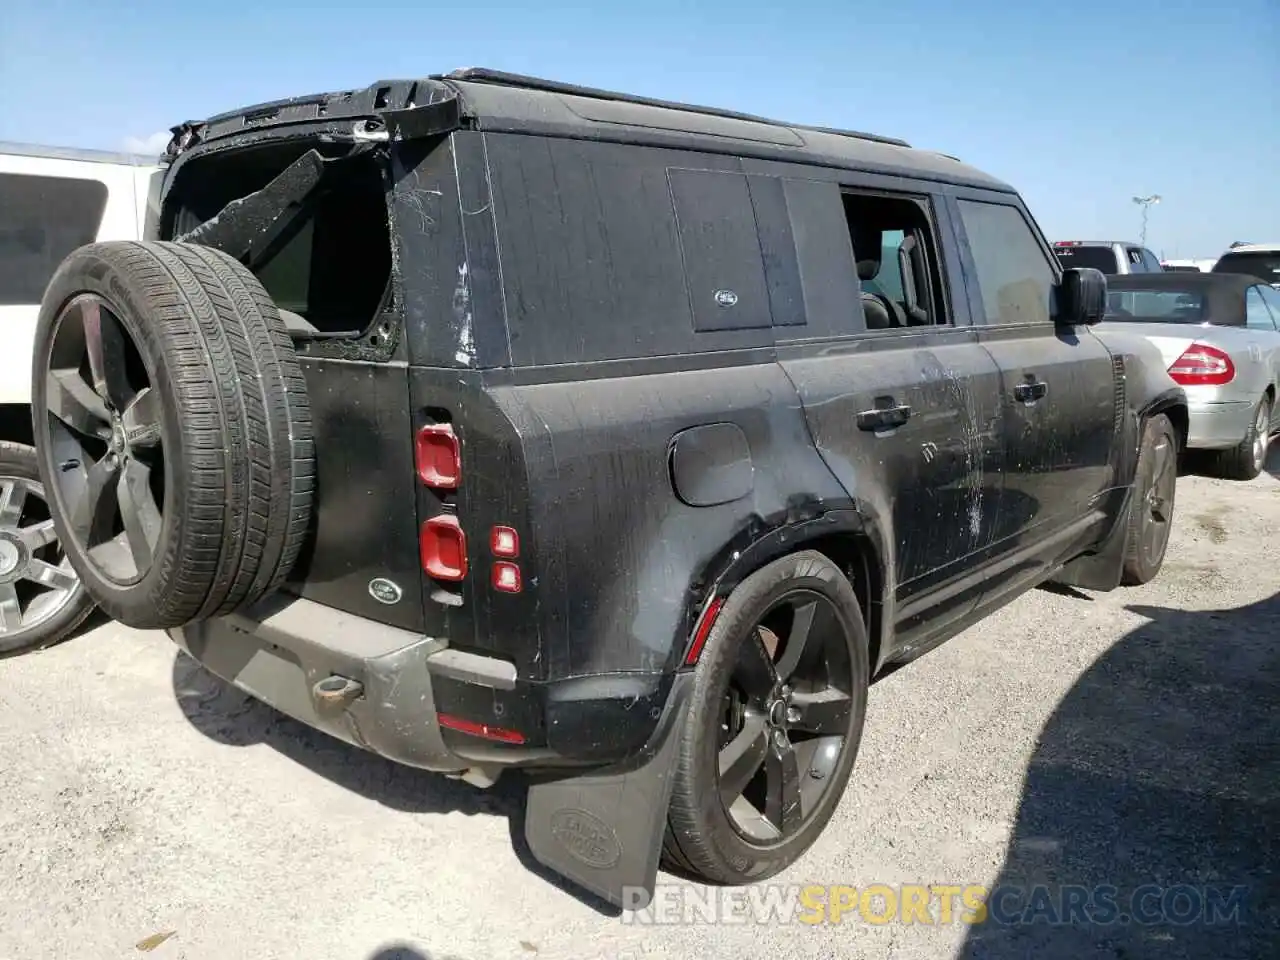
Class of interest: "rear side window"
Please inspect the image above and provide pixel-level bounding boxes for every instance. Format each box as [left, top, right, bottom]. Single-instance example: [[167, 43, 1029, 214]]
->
[[0, 172, 108, 306], [1260, 285, 1280, 320], [486, 136, 798, 366], [1054, 244, 1119, 274], [958, 200, 1055, 326], [1246, 287, 1277, 331]]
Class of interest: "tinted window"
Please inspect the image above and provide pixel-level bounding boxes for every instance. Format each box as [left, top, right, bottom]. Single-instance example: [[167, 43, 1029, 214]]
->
[[0, 172, 108, 306], [1106, 288, 1207, 323], [1246, 287, 1277, 331], [959, 200, 1054, 326], [1213, 251, 1280, 285], [1140, 248, 1165, 273], [1053, 244, 1119, 274]]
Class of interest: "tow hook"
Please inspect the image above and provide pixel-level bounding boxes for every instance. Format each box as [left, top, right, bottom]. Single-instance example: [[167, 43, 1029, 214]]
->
[[312, 675, 364, 709]]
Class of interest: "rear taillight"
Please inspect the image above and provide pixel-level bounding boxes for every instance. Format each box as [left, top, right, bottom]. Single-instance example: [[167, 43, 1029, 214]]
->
[[492, 561, 522, 594], [421, 515, 467, 581], [491, 526, 519, 558], [1168, 342, 1235, 386], [416, 424, 462, 488]]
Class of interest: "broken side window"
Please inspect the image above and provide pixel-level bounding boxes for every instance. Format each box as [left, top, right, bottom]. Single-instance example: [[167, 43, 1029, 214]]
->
[[165, 142, 392, 338], [841, 190, 948, 331]]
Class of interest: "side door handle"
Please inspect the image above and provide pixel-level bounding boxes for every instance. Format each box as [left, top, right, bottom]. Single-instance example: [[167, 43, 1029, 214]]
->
[[1014, 380, 1048, 403], [857, 400, 912, 432]]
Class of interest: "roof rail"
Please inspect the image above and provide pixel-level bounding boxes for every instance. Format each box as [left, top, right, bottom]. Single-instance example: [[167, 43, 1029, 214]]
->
[[438, 67, 911, 148]]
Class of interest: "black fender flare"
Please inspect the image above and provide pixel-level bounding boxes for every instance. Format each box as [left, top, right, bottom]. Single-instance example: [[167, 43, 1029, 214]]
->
[[673, 503, 894, 675], [1139, 386, 1190, 452]]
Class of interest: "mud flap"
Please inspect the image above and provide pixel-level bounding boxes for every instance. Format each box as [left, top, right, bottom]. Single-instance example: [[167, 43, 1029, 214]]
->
[[1050, 485, 1134, 590], [524, 672, 693, 909]]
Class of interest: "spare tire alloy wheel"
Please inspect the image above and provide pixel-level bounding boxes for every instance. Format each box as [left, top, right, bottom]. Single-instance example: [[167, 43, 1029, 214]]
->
[[44, 294, 166, 588], [32, 241, 315, 630], [0, 444, 92, 654]]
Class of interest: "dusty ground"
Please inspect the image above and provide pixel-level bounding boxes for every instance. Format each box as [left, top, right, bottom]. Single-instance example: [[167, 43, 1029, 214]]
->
[[3, 454, 1278, 960]]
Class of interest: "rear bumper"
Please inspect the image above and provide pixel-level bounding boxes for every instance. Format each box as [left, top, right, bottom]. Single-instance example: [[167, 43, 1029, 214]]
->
[[166, 593, 670, 774], [1186, 398, 1254, 450]]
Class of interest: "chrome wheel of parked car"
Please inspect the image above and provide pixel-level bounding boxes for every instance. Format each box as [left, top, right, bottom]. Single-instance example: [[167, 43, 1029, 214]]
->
[[662, 551, 869, 885], [0, 444, 94, 654], [1218, 395, 1272, 482], [1251, 401, 1271, 474]]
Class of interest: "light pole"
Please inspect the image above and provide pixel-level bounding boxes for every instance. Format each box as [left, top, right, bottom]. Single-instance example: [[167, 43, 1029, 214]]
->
[[1132, 194, 1161, 248]]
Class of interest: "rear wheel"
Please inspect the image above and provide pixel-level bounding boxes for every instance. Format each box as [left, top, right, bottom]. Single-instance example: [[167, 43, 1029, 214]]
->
[[662, 550, 869, 885], [1216, 395, 1271, 482], [0, 442, 96, 653], [1122, 414, 1177, 586], [31, 241, 315, 629]]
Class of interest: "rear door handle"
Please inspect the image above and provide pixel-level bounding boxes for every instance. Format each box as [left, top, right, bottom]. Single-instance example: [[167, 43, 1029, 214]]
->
[[1014, 381, 1048, 403], [857, 402, 912, 432]]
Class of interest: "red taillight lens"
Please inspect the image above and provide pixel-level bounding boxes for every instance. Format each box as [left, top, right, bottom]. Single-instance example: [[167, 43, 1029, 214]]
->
[[490, 526, 519, 558], [416, 424, 461, 488], [421, 515, 467, 581], [492, 561, 522, 594], [1168, 342, 1235, 386], [438, 713, 526, 745]]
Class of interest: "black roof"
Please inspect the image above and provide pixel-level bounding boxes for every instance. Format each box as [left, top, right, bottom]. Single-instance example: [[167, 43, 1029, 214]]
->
[[170, 68, 1014, 193]]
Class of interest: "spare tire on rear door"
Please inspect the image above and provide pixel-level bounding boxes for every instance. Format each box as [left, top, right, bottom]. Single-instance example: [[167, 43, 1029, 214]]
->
[[30, 240, 315, 630]]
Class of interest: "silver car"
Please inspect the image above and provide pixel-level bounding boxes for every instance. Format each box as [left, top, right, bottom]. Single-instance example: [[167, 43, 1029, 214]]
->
[[1104, 272, 1280, 480]]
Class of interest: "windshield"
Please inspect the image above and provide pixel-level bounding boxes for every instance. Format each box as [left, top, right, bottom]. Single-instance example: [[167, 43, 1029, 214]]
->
[[1054, 245, 1119, 274], [1106, 288, 1208, 323], [1213, 252, 1280, 285]]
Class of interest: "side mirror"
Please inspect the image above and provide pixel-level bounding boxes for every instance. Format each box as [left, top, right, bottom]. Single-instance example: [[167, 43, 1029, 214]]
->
[[1056, 267, 1107, 326]]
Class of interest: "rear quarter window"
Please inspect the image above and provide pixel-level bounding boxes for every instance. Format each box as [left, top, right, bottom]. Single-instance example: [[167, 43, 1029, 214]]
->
[[0, 172, 108, 305], [484, 136, 788, 366]]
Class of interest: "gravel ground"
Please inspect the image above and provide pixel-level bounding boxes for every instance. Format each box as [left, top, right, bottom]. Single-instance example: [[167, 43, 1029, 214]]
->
[[3, 455, 1278, 960]]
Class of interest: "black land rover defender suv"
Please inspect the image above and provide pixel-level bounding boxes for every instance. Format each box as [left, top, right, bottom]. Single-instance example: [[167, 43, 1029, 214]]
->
[[28, 68, 1187, 908]]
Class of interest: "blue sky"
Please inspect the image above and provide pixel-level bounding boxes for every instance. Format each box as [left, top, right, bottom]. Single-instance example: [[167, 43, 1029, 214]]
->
[[2, 0, 1275, 257]]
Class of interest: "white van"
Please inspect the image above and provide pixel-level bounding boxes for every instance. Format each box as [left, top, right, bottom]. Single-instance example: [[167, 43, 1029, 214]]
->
[[0, 141, 164, 652]]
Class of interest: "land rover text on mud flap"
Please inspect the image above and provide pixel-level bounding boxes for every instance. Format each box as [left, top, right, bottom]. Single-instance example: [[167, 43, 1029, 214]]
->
[[29, 69, 1188, 908]]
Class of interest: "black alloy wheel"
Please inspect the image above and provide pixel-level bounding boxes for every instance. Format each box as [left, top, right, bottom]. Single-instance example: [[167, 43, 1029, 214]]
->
[[663, 550, 869, 885], [44, 293, 167, 586], [716, 590, 856, 844]]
